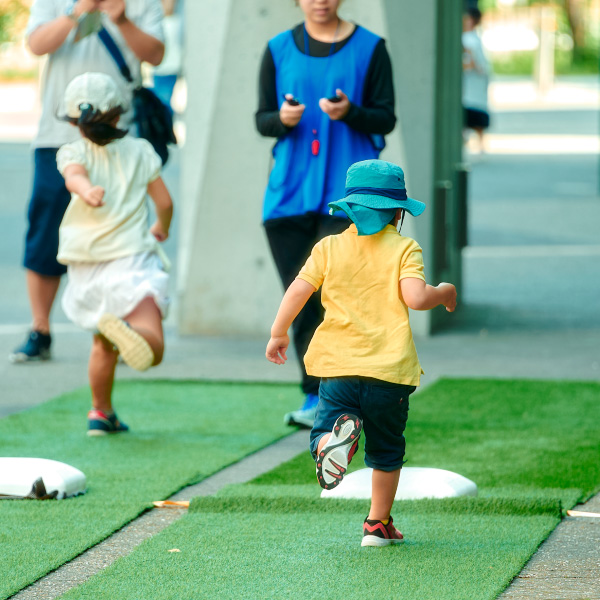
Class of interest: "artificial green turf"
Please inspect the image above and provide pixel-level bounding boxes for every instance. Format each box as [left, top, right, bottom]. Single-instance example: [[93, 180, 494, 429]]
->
[[58, 505, 559, 600], [53, 379, 600, 600], [253, 379, 600, 505], [0, 380, 301, 599]]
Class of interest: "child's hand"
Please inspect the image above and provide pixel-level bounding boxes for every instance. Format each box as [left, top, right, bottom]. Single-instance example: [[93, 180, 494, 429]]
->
[[438, 282, 457, 312], [266, 335, 289, 365], [150, 221, 169, 242], [82, 186, 105, 207]]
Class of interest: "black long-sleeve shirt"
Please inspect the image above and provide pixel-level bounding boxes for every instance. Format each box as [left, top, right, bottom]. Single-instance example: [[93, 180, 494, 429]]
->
[[255, 23, 396, 139]]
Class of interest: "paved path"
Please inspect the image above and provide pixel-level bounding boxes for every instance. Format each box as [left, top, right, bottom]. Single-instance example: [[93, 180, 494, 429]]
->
[[0, 76, 599, 598]]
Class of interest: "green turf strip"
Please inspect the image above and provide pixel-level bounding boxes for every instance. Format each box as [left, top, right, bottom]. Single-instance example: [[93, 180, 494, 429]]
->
[[54, 379, 600, 600], [58, 507, 559, 600], [253, 378, 600, 503], [0, 380, 301, 599]]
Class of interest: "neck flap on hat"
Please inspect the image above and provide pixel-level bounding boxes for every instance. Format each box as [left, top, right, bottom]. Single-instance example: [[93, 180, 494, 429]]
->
[[330, 201, 397, 236]]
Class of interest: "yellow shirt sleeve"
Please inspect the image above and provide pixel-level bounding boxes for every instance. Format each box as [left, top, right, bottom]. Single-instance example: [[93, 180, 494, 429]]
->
[[399, 240, 426, 281], [297, 239, 326, 290]]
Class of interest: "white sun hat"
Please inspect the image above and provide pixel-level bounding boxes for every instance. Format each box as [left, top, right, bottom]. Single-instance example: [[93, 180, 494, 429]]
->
[[63, 72, 126, 119]]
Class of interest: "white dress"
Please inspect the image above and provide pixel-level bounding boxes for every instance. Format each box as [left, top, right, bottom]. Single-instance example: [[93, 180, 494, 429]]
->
[[56, 136, 170, 331], [62, 251, 169, 331]]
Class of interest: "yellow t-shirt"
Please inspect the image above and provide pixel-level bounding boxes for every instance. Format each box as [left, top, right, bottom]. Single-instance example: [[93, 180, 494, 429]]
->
[[56, 136, 162, 264], [297, 223, 425, 386]]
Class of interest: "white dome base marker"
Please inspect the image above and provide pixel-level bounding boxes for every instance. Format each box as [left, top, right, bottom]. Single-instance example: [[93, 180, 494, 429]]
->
[[320, 467, 477, 500], [0, 458, 86, 499]]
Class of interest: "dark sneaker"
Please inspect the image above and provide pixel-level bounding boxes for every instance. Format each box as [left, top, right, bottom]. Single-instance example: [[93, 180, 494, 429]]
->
[[316, 413, 362, 490], [284, 393, 319, 428], [87, 409, 129, 436], [362, 516, 404, 547], [9, 330, 52, 363]]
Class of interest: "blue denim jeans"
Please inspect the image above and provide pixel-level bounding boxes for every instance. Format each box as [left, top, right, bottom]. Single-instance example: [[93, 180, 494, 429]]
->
[[310, 377, 415, 471], [24, 148, 71, 276]]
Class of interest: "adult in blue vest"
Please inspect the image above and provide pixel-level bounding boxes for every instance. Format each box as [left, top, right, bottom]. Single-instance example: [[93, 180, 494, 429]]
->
[[256, 0, 396, 428]]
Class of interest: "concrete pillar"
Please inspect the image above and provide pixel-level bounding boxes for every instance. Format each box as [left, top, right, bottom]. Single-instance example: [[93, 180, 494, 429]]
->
[[178, 0, 463, 337]]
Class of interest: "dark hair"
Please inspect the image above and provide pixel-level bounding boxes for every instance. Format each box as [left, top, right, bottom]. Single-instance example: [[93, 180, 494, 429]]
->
[[62, 104, 128, 146], [466, 8, 482, 24]]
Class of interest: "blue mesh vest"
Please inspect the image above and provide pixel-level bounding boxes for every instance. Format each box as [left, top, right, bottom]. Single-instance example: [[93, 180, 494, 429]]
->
[[263, 26, 382, 222]]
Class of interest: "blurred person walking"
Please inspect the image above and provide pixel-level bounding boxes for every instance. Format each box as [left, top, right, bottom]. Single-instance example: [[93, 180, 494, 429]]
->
[[462, 7, 491, 155], [10, 0, 164, 364], [255, 0, 396, 428]]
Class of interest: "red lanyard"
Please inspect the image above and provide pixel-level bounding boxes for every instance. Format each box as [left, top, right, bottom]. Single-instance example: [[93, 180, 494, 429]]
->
[[303, 20, 340, 156]]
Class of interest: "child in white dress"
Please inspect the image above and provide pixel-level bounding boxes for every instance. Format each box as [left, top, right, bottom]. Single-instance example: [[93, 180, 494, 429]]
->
[[56, 72, 173, 436]]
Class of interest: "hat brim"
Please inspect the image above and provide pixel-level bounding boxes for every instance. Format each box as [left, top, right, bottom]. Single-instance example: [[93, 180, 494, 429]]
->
[[329, 194, 425, 217]]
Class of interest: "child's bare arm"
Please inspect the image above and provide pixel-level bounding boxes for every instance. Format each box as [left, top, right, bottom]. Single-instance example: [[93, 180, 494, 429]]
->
[[147, 177, 173, 242], [63, 164, 105, 207], [266, 278, 316, 364], [401, 278, 457, 312]]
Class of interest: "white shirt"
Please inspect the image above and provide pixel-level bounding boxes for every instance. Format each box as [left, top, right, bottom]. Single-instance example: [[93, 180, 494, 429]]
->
[[27, 0, 164, 148], [56, 136, 162, 264], [152, 13, 182, 76], [462, 30, 490, 112]]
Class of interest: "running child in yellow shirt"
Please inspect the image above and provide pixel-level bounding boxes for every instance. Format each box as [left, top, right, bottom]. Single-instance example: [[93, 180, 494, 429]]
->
[[266, 159, 456, 547]]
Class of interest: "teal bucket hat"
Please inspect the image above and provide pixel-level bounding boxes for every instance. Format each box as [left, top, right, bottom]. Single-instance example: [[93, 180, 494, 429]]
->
[[329, 160, 425, 235]]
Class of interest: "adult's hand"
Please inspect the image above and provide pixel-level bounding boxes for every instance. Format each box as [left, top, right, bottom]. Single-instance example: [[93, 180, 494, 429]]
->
[[319, 88, 350, 121], [73, 0, 102, 17], [280, 94, 305, 128], [98, 0, 128, 25], [100, 0, 165, 65], [27, 0, 101, 55]]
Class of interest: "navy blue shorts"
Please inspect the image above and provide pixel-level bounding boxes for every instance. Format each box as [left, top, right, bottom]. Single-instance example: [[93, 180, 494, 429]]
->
[[23, 148, 71, 277], [464, 107, 490, 130], [310, 377, 415, 472]]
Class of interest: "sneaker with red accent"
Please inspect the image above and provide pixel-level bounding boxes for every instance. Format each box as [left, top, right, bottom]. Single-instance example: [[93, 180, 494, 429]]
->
[[361, 516, 404, 547], [87, 409, 129, 437], [316, 413, 362, 490]]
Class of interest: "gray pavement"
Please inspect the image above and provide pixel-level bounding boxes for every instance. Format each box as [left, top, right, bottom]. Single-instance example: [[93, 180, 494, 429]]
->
[[1, 77, 599, 598]]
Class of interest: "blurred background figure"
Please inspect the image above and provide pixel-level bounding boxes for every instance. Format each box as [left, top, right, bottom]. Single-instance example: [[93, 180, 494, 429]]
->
[[149, 0, 182, 115], [255, 0, 396, 429], [462, 6, 490, 155], [8, 0, 164, 365]]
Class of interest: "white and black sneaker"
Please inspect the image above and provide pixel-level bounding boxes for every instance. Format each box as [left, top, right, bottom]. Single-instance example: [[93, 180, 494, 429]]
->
[[316, 413, 362, 490]]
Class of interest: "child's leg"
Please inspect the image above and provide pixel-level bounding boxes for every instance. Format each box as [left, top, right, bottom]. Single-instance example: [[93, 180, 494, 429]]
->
[[316, 433, 330, 455], [475, 126, 485, 152], [360, 382, 414, 545], [89, 334, 118, 413], [369, 468, 401, 521], [123, 296, 164, 365], [309, 379, 363, 490]]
